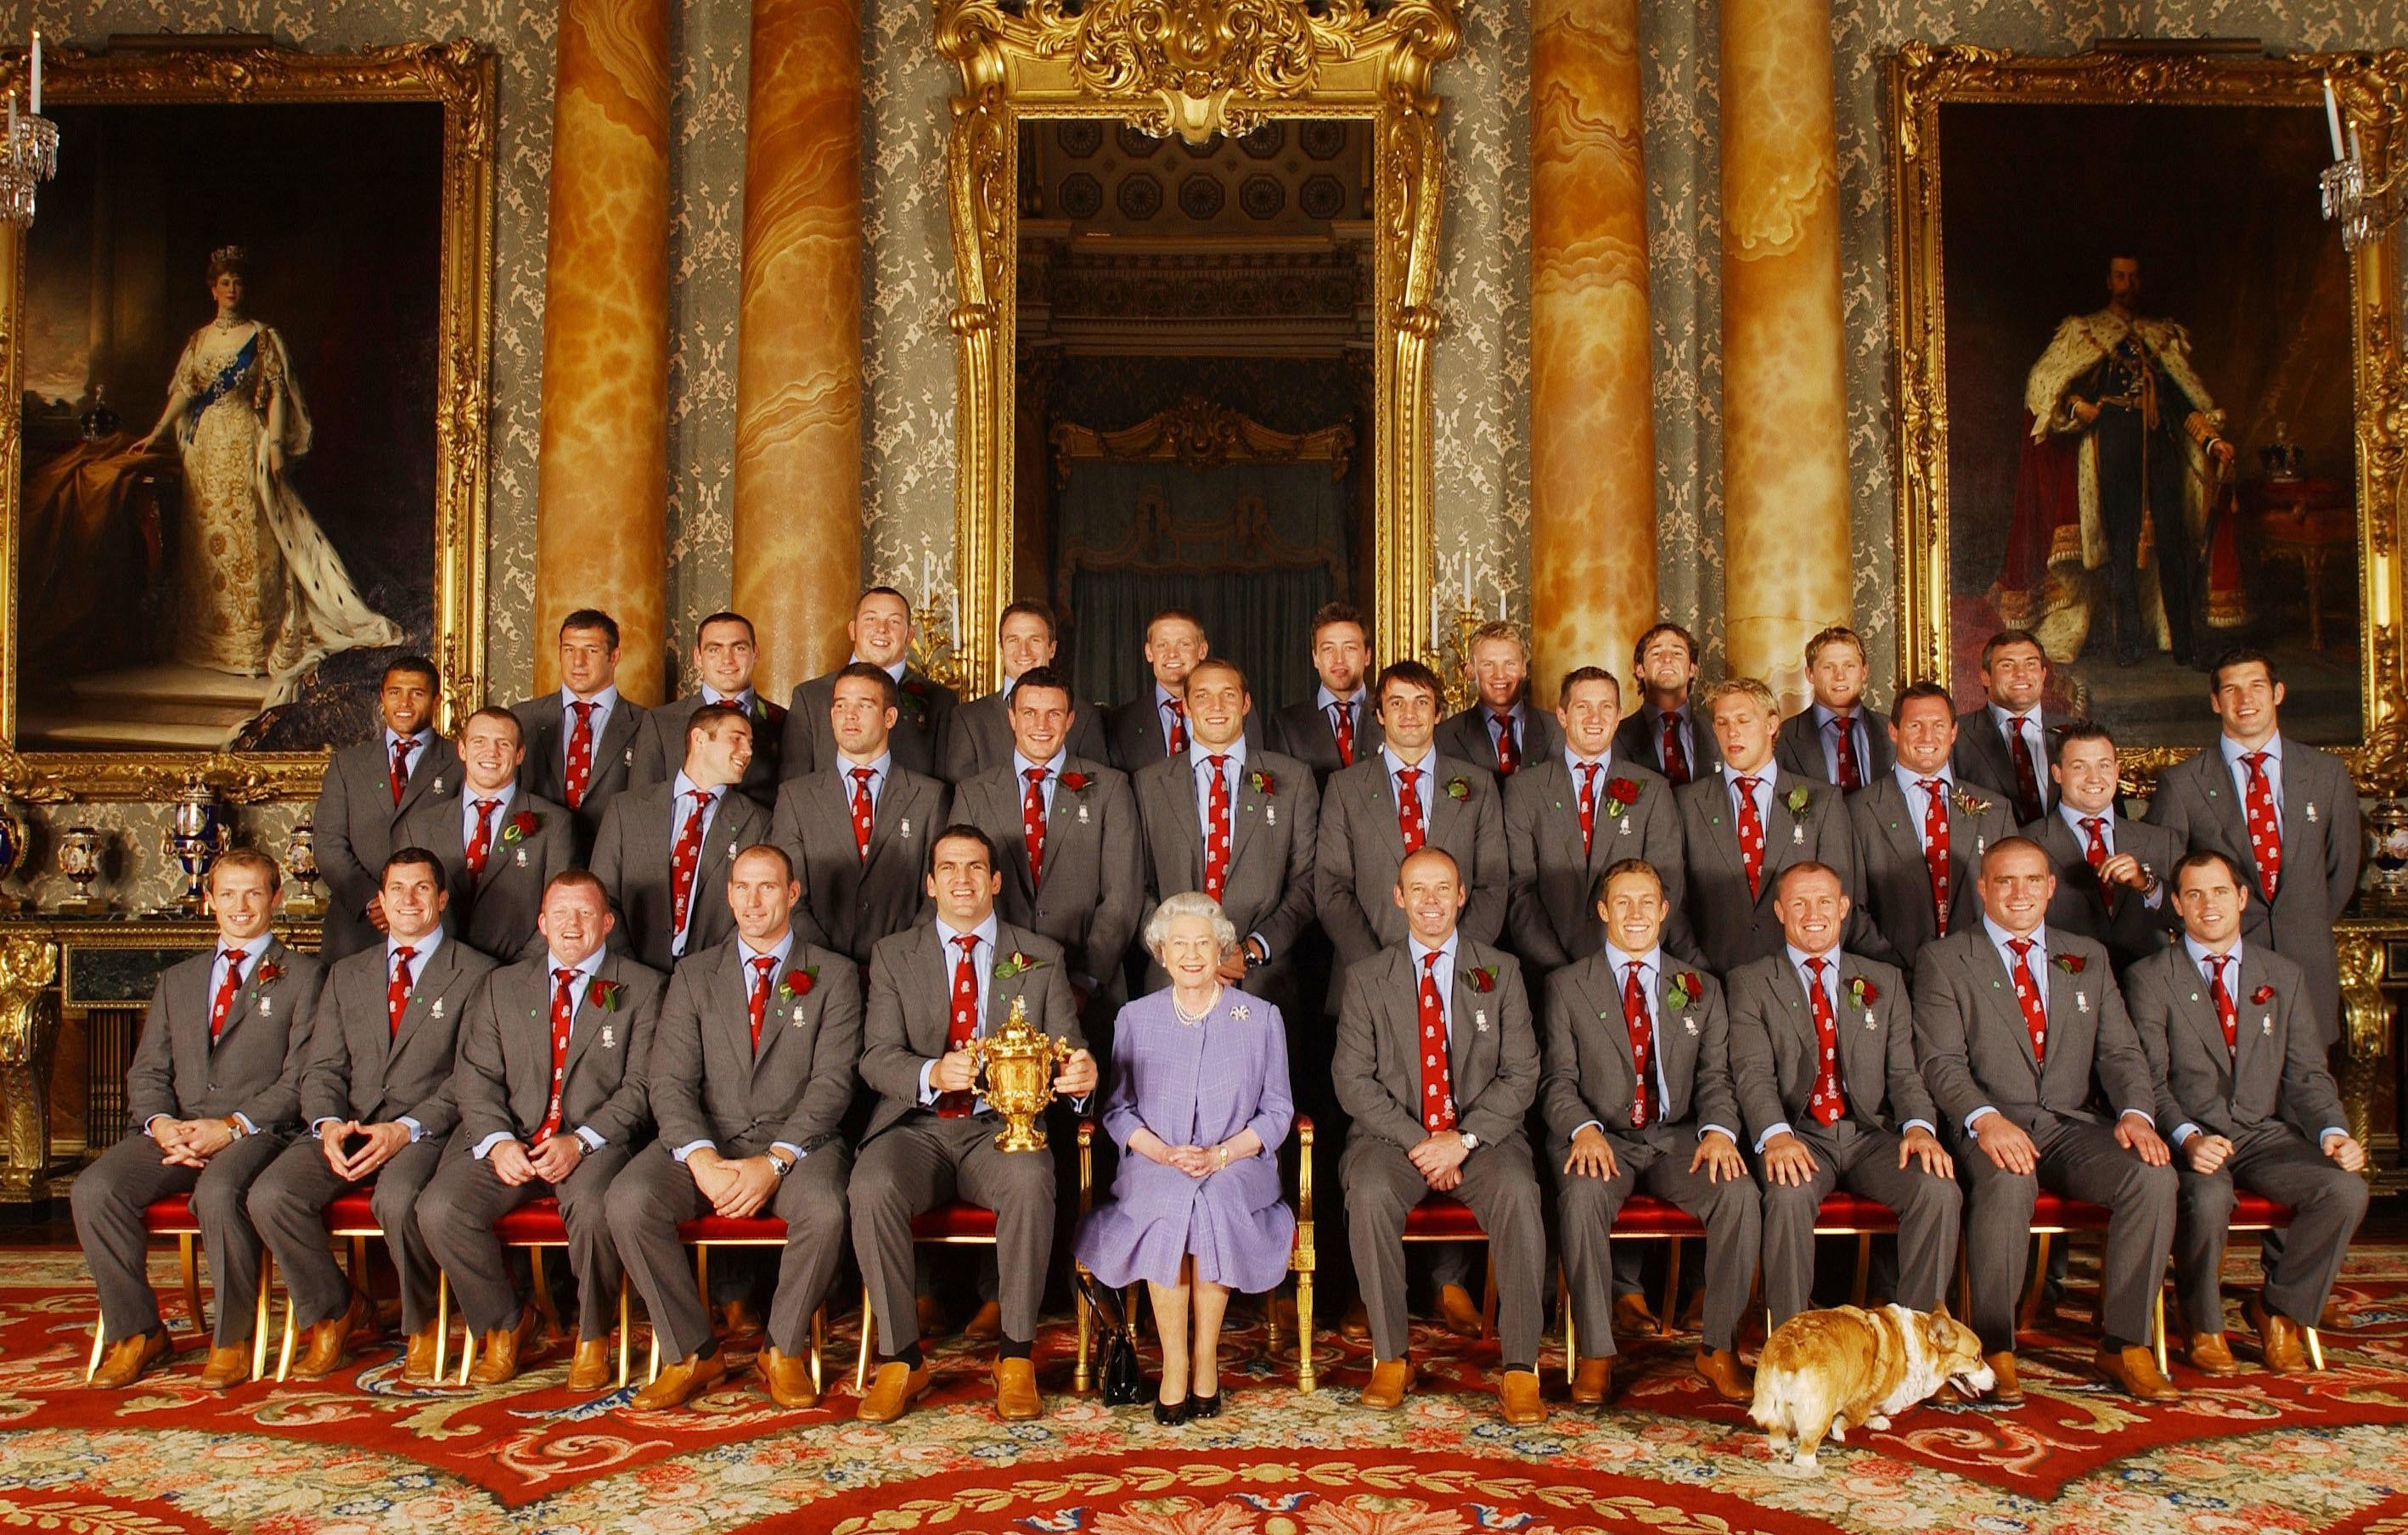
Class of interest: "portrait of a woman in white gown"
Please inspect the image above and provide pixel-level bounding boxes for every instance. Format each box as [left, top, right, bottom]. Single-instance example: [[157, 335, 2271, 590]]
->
[[135, 245, 400, 705]]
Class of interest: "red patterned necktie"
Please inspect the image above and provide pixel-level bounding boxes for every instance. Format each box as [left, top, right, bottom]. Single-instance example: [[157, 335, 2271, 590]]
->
[[1331, 700, 1355, 767], [1621, 959, 1654, 1128], [390, 736, 415, 806], [1022, 766, 1049, 886], [748, 953, 777, 1053], [1164, 698, 1189, 756], [1661, 712, 1691, 786], [939, 934, 980, 1118], [1733, 775, 1766, 898], [668, 788, 713, 939], [534, 967, 577, 1140], [1492, 711, 1521, 776], [2242, 751, 2283, 897], [465, 797, 500, 878], [387, 945, 416, 1038], [1803, 956, 1845, 1126], [1920, 778, 1952, 931], [1202, 754, 1231, 900], [209, 948, 248, 1044], [2081, 815, 2119, 914], [2007, 715, 2044, 825], [563, 701, 598, 810], [1417, 951, 1456, 1133], [1395, 767, 1426, 853], [1830, 713, 1861, 792], [2207, 953, 2239, 1055], [850, 767, 877, 859], [2006, 937, 2047, 1065], [1576, 762, 1600, 856]]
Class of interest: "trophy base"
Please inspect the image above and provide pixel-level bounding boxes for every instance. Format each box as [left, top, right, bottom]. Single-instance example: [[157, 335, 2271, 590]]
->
[[283, 893, 326, 919], [52, 894, 108, 917], [992, 1123, 1051, 1154]]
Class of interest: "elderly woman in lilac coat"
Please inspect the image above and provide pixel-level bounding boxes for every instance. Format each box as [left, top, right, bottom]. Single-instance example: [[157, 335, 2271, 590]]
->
[[1076, 891, 1295, 1423]]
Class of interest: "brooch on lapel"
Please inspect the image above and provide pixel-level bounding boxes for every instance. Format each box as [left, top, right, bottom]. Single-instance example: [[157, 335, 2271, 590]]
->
[[2076, 992, 2090, 1015], [430, 999, 445, 1020], [1974, 836, 1987, 857], [1230, 1004, 1250, 1021], [1684, 1016, 1699, 1037], [2263, 1014, 2275, 1036], [1266, 804, 1276, 826], [600, 1025, 616, 1051], [899, 818, 913, 841], [624, 746, 634, 766], [517, 847, 529, 868], [1078, 802, 1091, 825], [1474, 1009, 1489, 1032], [433, 777, 446, 795], [791, 1005, 807, 1024], [2306, 802, 2319, 824], [725, 841, 738, 862], [257, 997, 273, 1015]]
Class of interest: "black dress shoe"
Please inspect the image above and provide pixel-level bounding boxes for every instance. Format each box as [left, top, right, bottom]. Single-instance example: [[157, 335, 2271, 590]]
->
[[1188, 1390, 1221, 1420], [1154, 1396, 1191, 1425]]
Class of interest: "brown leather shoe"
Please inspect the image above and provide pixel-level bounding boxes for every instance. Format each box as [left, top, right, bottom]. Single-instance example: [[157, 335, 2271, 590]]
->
[[1338, 1298, 1371, 1343], [2186, 1331, 2239, 1376], [398, 1321, 441, 1384], [1569, 1356, 1613, 1406], [855, 1359, 931, 1422], [2094, 1345, 2180, 1402], [1613, 1292, 1658, 1336], [1680, 1290, 1707, 1333], [1437, 1284, 1484, 1340], [565, 1335, 615, 1392], [963, 1300, 1004, 1343], [91, 1329, 171, 1389], [1983, 1351, 2023, 1405], [469, 1308, 541, 1387], [294, 1295, 369, 1380], [1360, 1356, 1414, 1410], [914, 1294, 949, 1341], [1692, 1347, 1751, 1403], [2259, 1312, 2309, 1375], [994, 1356, 1043, 1420], [198, 1343, 251, 1390], [759, 1345, 819, 1408], [718, 1298, 763, 1335], [1498, 1368, 1544, 1425], [628, 1348, 728, 1411], [2320, 1297, 2349, 1331]]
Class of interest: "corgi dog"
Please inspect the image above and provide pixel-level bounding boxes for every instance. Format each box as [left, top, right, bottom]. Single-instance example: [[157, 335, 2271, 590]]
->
[[1749, 1302, 1994, 1471]]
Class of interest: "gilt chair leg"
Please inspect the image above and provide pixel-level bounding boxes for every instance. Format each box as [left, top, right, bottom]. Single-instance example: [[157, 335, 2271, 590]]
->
[[276, 1296, 297, 1383], [2152, 1285, 2169, 1378], [811, 1304, 825, 1395], [434, 1271, 451, 1385], [2307, 1326, 2326, 1371], [854, 1286, 875, 1393], [1660, 1240, 1683, 1339], [618, 1276, 632, 1390], [1074, 1264, 1092, 1395], [251, 1249, 273, 1383], [178, 1234, 206, 1347], [86, 1319, 104, 1383]]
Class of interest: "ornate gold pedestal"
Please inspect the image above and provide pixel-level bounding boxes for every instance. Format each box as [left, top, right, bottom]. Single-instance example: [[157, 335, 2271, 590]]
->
[[0, 935, 59, 1203]]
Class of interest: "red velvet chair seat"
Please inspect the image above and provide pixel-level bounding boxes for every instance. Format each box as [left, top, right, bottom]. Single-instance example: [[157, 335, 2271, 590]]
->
[[910, 1203, 997, 1240], [491, 1200, 568, 1245], [141, 1195, 200, 1234]]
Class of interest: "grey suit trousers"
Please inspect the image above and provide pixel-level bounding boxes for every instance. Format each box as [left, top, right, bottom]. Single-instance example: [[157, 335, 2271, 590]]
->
[[1758, 1124, 1961, 1326], [419, 1139, 631, 1338], [852, 1115, 1058, 1355], [1557, 1136, 1759, 1356], [1343, 1133, 1545, 1369], [1954, 1116, 2176, 1353], [606, 1139, 853, 1361], [248, 1133, 447, 1332], [2175, 1124, 2367, 1333], [72, 1129, 287, 1347]]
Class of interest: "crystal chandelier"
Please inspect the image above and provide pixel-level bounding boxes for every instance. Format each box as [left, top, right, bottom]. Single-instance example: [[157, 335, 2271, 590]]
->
[[2320, 74, 2400, 254], [1, 31, 54, 230]]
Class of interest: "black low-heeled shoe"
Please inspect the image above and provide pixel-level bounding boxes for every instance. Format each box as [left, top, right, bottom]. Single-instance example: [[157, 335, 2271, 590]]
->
[[1188, 1390, 1222, 1420], [1154, 1396, 1191, 1425]]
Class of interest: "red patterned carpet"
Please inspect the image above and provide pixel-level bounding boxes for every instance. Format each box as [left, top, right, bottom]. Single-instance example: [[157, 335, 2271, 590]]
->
[[8, 1241, 2408, 1532]]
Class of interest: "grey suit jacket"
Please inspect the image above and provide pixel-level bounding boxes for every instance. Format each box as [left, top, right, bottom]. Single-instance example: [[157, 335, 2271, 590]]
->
[[126, 938, 326, 1133], [1106, 691, 1266, 773], [1612, 702, 1710, 784], [1131, 748, 1319, 986], [589, 783, 773, 971], [300, 936, 497, 1139], [781, 666, 956, 783], [1504, 755, 1686, 970], [2148, 736, 2360, 1044], [858, 920, 1085, 1140], [1334, 939, 1539, 1151], [1314, 753, 1507, 1003], [1538, 950, 1737, 1155], [940, 690, 1109, 785], [1435, 706, 1566, 778], [1848, 773, 2017, 967], [2024, 810, 2185, 975], [648, 935, 863, 1156], [954, 755, 1145, 992], [2126, 941, 2346, 1147], [1773, 708, 1895, 790], [1724, 950, 1933, 1145], [1910, 926, 2155, 1138], [1675, 768, 1861, 975], [510, 693, 649, 853], [401, 789, 577, 964], [451, 950, 666, 1151], [312, 734, 463, 959], [767, 763, 948, 966], [1268, 694, 1383, 784], [1952, 707, 2070, 824], [630, 690, 787, 806]]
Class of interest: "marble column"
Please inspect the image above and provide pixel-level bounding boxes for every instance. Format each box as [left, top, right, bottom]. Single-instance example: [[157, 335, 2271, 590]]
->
[[1528, 0, 1656, 706], [731, 0, 864, 700], [1719, 0, 1851, 711], [534, 0, 672, 701]]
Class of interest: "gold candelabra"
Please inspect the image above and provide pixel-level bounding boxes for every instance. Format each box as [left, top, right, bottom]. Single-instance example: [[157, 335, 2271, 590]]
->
[[1421, 599, 1485, 715]]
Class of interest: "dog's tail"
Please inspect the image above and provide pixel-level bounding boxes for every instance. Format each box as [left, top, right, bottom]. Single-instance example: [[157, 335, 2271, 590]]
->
[[1747, 1366, 1796, 1437]]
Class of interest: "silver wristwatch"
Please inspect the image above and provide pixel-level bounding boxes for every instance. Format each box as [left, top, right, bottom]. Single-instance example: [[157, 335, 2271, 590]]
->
[[1459, 1131, 1479, 1151]]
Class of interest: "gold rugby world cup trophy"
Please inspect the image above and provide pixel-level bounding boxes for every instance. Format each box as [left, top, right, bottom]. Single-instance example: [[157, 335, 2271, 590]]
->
[[971, 996, 1072, 1152]]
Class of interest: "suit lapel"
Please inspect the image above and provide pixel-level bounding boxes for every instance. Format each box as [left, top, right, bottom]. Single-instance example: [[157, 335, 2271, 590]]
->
[[1691, 780, 1747, 881], [1420, 760, 1463, 846], [2232, 948, 2274, 1086], [395, 737, 446, 818], [2042, 938, 2083, 1082], [1362, 766, 1409, 862], [1227, 762, 1269, 869], [1972, 938, 2040, 1077], [1873, 779, 1927, 874], [1651, 963, 1699, 1108], [1450, 943, 1493, 1087], [564, 959, 620, 1080], [862, 772, 914, 871], [2192, 752, 2264, 890], [475, 800, 525, 894], [2276, 737, 2316, 891], [598, 704, 639, 781], [2174, 952, 2234, 1066]]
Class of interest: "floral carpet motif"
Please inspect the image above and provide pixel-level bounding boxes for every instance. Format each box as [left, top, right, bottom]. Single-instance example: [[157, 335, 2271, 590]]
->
[[8, 1244, 2408, 1532]]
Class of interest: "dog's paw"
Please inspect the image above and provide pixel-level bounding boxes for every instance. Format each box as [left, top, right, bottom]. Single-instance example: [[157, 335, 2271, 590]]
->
[[1791, 1453, 1820, 1474], [1866, 1414, 1890, 1431], [1828, 1423, 1847, 1443]]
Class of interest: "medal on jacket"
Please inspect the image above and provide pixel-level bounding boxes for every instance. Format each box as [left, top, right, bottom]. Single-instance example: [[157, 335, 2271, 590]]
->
[[2306, 802, 2319, 824], [600, 1026, 616, 1050], [1792, 822, 1804, 846], [2076, 991, 2090, 1014], [900, 818, 912, 841], [1266, 804, 1276, 826], [431, 1000, 445, 1020], [792, 1005, 807, 1025], [516, 847, 529, 867], [433, 777, 445, 795], [1475, 1009, 1488, 1032], [1078, 803, 1091, 825]]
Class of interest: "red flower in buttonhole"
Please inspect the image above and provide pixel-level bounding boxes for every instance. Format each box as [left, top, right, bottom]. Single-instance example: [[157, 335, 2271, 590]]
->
[[502, 810, 540, 845], [256, 962, 284, 986], [780, 967, 817, 1000], [592, 978, 625, 1012], [2253, 984, 2276, 1006], [2052, 953, 2086, 976], [1466, 965, 1498, 993], [1060, 772, 1094, 794], [1249, 769, 1277, 796], [1846, 975, 1879, 1009]]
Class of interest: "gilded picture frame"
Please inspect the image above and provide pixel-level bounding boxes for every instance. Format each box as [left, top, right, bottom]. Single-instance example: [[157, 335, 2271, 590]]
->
[[1887, 42, 2408, 792], [0, 40, 494, 802], [933, 0, 1460, 690]]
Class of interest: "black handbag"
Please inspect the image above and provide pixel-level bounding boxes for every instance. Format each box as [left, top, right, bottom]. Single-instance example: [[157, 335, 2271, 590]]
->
[[1077, 1272, 1149, 1407]]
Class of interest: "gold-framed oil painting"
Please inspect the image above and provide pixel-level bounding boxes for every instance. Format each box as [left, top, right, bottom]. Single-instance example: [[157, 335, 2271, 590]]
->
[[0, 39, 493, 801], [1888, 42, 2408, 790]]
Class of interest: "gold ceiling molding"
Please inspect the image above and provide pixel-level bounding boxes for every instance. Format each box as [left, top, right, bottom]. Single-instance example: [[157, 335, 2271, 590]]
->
[[936, 0, 1460, 689], [1051, 395, 1355, 482]]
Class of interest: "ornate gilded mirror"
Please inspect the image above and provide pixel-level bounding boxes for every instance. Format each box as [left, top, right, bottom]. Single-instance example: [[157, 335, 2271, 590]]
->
[[936, 0, 1460, 695]]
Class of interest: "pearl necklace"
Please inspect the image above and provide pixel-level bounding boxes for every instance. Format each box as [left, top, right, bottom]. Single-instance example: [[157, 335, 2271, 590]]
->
[[1173, 987, 1222, 1026]]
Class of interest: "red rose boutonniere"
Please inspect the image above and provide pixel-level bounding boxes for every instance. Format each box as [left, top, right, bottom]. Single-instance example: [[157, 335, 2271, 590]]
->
[[1952, 788, 1993, 817], [255, 961, 284, 987], [1846, 975, 1879, 1009], [1666, 971, 1703, 1010], [2252, 984, 2276, 1006], [1059, 772, 1094, 795], [1466, 965, 1498, 994], [1783, 784, 1814, 819], [2052, 953, 2086, 976], [502, 810, 540, 845], [779, 967, 818, 1001], [1444, 777, 1471, 802], [592, 978, 626, 1012], [993, 950, 1045, 981], [898, 678, 931, 723], [1248, 769, 1277, 796], [1602, 777, 1640, 818]]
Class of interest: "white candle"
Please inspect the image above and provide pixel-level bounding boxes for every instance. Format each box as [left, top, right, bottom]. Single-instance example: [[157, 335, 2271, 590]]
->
[[2326, 77, 2344, 160], [27, 31, 37, 117], [8, 93, 15, 141]]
